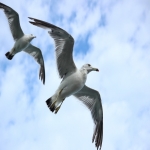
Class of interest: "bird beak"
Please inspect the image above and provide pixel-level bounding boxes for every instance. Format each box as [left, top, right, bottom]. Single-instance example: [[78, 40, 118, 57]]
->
[[93, 68, 99, 72], [33, 36, 36, 38]]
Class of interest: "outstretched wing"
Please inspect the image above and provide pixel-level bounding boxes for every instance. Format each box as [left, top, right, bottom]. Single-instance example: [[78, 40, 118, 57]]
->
[[29, 17, 77, 78], [74, 85, 103, 150], [24, 44, 45, 84], [0, 2, 24, 41]]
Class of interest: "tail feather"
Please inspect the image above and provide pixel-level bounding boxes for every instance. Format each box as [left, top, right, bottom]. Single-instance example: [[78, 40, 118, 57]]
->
[[5, 52, 14, 60], [46, 97, 55, 112]]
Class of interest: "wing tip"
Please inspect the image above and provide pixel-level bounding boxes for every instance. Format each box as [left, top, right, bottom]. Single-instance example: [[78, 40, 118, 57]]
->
[[0, 2, 12, 10], [29, 21, 36, 25], [28, 17, 40, 26], [92, 120, 103, 150], [28, 17, 34, 20], [39, 65, 45, 85]]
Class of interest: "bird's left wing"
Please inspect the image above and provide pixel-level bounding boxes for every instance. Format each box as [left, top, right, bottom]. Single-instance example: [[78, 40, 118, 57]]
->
[[74, 85, 103, 150], [0, 2, 24, 41], [29, 17, 77, 79], [24, 44, 45, 84]]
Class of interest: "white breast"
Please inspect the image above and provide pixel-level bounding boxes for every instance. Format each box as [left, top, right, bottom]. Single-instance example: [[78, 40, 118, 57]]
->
[[14, 36, 29, 52], [58, 70, 87, 98]]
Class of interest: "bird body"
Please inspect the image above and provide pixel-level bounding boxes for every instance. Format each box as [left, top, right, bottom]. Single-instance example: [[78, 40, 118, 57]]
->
[[29, 17, 103, 149], [0, 2, 45, 84], [49, 68, 87, 112], [8, 34, 36, 58], [59, 68, 87, 97]]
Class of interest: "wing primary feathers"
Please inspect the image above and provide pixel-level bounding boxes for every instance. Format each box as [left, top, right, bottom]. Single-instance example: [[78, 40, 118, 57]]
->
[[39, 64, 45, 84], [0, 2, 24, 40], [23, 44, 45, 84], [29, 17, 76, 79], [74, 85, 103, 150]]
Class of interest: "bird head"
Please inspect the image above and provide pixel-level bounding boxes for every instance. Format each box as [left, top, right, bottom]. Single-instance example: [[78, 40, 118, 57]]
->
[[81, 64, 99, 74], [26, 34, 36, 42]]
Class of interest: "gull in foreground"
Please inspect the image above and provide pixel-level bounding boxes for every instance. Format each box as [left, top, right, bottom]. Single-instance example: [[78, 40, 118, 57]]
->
[[29, 17, 103, 150], [0, 2, 45, 84]]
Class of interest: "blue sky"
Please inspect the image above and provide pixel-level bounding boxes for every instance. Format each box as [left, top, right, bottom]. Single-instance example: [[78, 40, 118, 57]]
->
[[0, 0, 150, 150]]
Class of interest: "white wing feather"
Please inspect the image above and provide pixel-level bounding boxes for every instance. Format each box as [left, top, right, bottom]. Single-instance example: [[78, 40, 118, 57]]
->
[[24, 44, 45, 84], [74, 85, 103, 150], [29, 17, 77, 78], [0, 2, 24, 41]]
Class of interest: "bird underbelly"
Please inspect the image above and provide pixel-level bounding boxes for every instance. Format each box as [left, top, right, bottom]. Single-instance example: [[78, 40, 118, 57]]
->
[[13, 39, 29, 54], [63, 82, 83, 97], [59, 78, 85, 98]]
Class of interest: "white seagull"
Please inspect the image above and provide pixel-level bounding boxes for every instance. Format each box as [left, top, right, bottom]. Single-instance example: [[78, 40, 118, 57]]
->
[[0, 2, 45, 84], [29, 17, 103, 150]]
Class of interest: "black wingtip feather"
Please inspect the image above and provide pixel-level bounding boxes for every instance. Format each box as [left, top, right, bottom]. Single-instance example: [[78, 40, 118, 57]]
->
[[28, 17, 34, 20], [29, 21, 36, 25], [92, 121, 103, 150], [5, 52, 14, 60], [0, 2, 13, 10], [39, 65, 45, 84], [28, 17, 67, 32], [0, 2, 7, 8]]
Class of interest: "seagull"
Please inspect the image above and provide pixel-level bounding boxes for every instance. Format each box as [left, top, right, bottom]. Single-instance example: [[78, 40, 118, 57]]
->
[[29, 17, 103, 150], [0, 2, 45, 84]]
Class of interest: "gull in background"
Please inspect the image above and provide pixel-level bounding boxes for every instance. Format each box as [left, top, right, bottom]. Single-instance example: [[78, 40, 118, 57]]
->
[[29, 17, 103, 150], [0, 2, 45, 84]]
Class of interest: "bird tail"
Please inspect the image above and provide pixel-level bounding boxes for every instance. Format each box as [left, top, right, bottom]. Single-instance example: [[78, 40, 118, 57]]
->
[[46, 92, 63, 113], [46, 96, 57, 113], [5, 52, 14, 60]]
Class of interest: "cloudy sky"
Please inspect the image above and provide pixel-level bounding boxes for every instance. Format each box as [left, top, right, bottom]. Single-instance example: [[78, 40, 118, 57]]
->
[[0, 0, 150, 150]]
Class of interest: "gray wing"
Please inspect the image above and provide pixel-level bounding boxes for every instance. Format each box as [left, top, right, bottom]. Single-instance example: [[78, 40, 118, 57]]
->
[[74, 85, 103, 150], [0, 2, 24, 41], [24, 44, 45, 84], [29, 17, 77, 78]]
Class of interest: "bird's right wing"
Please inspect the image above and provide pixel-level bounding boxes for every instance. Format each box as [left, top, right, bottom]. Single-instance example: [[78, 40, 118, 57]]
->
[[24, 44, 45, 84], [0, 2, 24, 41], [29, 17, 77, 78], [74, 85, 103, 150]]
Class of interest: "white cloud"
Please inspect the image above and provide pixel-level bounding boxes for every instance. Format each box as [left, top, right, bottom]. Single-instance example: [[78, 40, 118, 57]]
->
[[0, 0, 150, 150]]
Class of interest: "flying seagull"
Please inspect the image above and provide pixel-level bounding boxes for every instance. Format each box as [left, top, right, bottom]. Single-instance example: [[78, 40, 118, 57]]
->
[[29, 17, 103, 150], [0, 2, 45, 84]]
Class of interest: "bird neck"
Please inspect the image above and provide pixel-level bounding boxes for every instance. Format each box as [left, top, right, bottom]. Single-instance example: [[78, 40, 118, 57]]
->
[[80, 68, 88, 75]]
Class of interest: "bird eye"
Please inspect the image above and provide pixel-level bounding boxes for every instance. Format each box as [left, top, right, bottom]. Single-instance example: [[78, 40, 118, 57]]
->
[[88, 64, 91, 67]]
